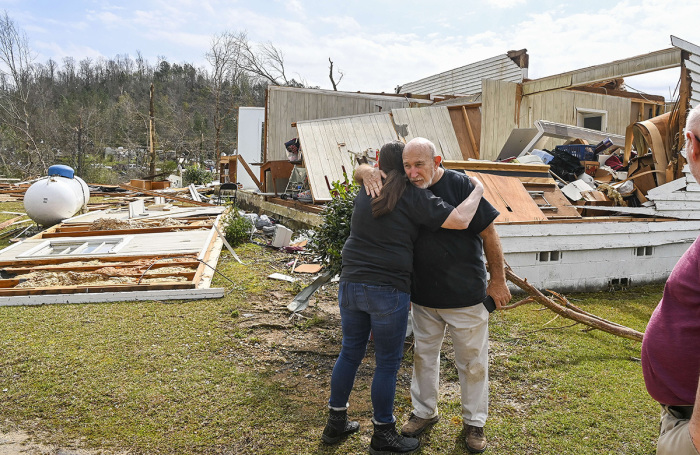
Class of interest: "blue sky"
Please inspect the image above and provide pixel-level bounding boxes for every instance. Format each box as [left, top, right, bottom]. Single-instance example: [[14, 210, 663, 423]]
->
[[1, 0, 698, 97]]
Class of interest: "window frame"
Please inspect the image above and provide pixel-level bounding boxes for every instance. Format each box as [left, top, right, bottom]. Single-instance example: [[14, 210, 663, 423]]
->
[[17, 235, 134, 258], [575, 107, 608, 132]]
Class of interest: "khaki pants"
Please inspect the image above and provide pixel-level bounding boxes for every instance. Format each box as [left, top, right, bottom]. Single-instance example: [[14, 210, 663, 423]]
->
[[410, 303, 489, 426], [657, 405, 699, 455]]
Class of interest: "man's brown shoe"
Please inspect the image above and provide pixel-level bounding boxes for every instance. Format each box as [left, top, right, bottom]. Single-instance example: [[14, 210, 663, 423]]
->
[[400, 413, 439, 437], [464, 424, 487, 453]]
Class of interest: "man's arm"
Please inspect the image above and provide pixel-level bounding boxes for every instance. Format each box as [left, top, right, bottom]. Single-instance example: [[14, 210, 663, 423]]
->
[[442, 177, 484, 229], [480, 223, 511, 309], [354, 164, 385, 197], [690, 373, 700, 451]]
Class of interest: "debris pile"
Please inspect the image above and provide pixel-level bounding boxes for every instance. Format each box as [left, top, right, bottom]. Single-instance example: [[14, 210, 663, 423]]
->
[[503, 111, 689, 218]]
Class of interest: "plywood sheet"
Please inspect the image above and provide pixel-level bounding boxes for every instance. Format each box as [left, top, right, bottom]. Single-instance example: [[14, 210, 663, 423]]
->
[[464, 171, 548, 223]]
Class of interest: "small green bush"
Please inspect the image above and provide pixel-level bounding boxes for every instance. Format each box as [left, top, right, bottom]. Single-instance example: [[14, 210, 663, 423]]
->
[[223, 206, 253, 247], [183, 164, 213, 186]]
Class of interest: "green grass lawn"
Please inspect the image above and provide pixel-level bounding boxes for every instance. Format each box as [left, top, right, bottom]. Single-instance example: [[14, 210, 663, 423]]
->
[[0, 234, 663, 454], [0, 199, 31, 249]]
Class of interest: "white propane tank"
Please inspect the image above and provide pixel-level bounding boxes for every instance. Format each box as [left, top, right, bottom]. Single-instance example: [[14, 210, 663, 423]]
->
[[23, 165, 90, 226]]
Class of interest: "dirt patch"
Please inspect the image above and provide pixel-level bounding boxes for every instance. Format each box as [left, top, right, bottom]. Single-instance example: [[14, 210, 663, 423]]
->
[[0, 428, 125, 455]]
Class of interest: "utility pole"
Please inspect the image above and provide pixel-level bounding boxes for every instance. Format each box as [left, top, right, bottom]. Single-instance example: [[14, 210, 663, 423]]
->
[[148, 83, 156, 176]]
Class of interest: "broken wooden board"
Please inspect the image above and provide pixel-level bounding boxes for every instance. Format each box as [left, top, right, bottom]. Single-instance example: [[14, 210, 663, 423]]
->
[[522, 183, 581, 219], [293, 263, 322, 274], [464, 171, 548, 223], [0, 288, 225, 306]]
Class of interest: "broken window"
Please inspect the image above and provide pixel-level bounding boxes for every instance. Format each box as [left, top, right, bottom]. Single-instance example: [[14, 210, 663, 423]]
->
[[18, 236, 134, 258], [576, 108, 607, 132]]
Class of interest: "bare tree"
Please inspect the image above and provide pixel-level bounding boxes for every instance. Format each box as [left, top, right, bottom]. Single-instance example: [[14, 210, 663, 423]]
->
[[206, 30, 246, 167], [239, 40, 307, 87], [0, 11, 44, 176], [328, 58, 343, 91]]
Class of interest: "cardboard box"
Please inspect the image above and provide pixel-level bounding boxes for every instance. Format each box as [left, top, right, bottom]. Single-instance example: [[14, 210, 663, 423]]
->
[[151, 181, 171, 190], [130, 179, 152, 190], [628, 155, 656, 195], [576, 190, 614, 216]]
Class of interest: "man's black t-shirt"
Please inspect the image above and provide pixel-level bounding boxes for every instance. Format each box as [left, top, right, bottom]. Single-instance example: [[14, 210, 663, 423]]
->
[[411, 169, 500, 308], [341, 183, 454, 293]]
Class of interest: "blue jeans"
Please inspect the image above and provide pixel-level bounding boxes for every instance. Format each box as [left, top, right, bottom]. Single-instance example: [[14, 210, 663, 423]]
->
[[328, 281, 411, 424]]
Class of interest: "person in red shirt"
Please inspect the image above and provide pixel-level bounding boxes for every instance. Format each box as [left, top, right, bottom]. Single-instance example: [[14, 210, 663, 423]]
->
[[641, 104, 700, 455]]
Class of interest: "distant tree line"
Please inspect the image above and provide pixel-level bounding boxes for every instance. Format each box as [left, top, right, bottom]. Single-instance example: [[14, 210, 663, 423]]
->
[[0, 12, 308, 182]]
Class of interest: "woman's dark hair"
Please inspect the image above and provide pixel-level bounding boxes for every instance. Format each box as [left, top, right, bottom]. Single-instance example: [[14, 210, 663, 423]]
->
[[371, 141, 408, 218]]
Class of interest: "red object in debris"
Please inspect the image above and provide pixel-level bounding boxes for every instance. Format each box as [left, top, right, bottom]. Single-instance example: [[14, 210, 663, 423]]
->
[[605, 155, 624, 170]]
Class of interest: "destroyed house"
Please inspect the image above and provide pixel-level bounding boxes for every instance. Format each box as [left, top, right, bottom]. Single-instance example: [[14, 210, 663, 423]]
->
[[221, 36, 700, 293]]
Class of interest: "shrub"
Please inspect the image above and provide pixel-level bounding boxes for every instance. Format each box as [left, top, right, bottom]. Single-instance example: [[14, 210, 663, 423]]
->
[[222, 205, 253, 247], [183, 164, 212, 186], [308, 178, 358, 277], [81, 165, 120, 185]]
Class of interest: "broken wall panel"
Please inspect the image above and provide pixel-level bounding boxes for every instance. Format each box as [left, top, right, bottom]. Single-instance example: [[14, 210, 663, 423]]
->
[[265, 87, 431, 162], [448, 105, 481, 159], [296, 112, 398, 202], [391, 106, 463, 160], [481, 84, 632, 161], [480, 79, 520, 161]]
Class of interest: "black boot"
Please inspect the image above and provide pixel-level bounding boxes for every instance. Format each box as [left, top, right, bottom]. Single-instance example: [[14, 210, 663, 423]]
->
[[369, 421, 420, 455], [321, 408, 360, 444]]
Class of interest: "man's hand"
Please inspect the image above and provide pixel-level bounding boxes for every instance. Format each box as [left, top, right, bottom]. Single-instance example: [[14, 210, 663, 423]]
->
[[480, 223, 511, 309], [487, 280, 511, 310], [355, 164, 386, 197]]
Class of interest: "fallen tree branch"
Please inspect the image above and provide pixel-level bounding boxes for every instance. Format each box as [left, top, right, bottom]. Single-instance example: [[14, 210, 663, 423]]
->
[[502, 265, 644, 342], [502, 296, 536, 310]]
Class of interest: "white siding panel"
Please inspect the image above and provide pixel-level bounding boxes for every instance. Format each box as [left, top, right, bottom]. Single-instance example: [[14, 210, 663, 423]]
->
[[390, 107, 463, 160], [497, 219, 700, 291], [297, 112, 397, 202], [265, 87, 431, 162], [399, 54, 523, 96]]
